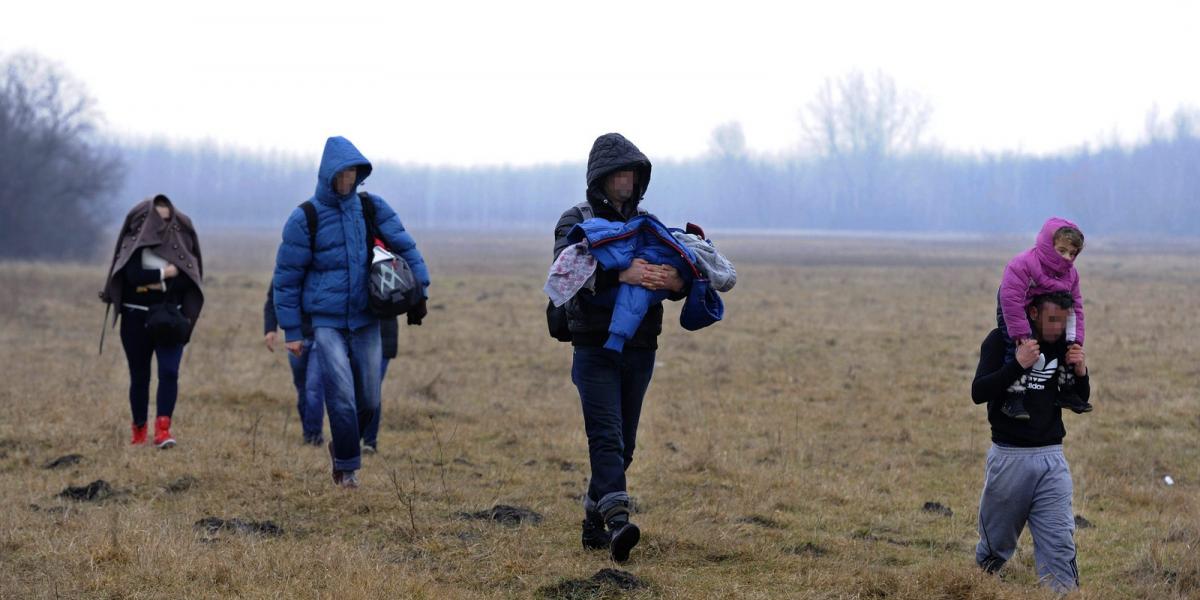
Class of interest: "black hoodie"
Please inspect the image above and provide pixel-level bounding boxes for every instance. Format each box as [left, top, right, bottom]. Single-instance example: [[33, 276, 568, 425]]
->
[[971, 328, 1091, 447], [552, 133, 681, 350]]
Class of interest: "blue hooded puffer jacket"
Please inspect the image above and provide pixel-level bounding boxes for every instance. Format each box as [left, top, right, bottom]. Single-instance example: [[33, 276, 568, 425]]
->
[[567, 215, 721, 352], [273, 136, 431, 342]]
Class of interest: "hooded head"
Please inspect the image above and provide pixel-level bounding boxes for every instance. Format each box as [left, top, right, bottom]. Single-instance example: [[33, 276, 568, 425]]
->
[[585, 133, 652, 209], [1034, 216, 1084, 276], [316, 136, 373, 205]]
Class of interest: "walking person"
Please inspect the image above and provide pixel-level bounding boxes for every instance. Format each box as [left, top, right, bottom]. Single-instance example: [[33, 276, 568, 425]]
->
[[273, 136, 429, 488], [551, 133, 691, 562], [360, 316, 398, 454], [971, 291, 1092, 593], [264, 283, 325, 446], [100, 195, 203, 449]]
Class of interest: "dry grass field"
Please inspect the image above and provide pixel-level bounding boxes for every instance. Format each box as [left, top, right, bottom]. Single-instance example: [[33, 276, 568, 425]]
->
[[0, 231, 1197, 599]]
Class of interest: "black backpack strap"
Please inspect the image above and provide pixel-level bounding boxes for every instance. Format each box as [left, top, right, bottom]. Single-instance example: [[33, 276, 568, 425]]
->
[[300, 201, 318, 250], [359, 191, 379, 248]]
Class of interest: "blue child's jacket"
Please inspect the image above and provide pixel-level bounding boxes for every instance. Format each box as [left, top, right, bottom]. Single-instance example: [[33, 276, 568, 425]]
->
[[567, 215, 722, 352]]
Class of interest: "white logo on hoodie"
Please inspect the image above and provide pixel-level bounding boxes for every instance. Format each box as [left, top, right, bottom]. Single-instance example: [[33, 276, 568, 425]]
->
[[1026, 354, 1058, 391]]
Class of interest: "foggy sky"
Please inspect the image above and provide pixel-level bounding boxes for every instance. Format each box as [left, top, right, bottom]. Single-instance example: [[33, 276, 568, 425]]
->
[[3, 0, 1199, 166]]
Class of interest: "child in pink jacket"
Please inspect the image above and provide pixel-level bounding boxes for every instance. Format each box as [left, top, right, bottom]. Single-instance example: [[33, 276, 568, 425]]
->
[[995, 217, 1092, 420]]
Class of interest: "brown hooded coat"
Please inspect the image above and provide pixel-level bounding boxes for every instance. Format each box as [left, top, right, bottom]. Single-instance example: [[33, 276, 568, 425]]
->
[[99, 195, 204, 334]]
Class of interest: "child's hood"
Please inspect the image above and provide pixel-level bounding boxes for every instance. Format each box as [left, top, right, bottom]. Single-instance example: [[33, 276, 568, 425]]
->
[[1034, 216, 1081, 277]]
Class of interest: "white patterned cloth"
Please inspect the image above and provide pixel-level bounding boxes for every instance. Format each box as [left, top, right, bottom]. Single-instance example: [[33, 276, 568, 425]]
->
[[544, 242, 597, 307]]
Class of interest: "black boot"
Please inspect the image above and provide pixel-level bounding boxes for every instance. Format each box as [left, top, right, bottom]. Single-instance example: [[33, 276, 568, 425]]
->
[[581, 511, 610, 550], [979, 555, 1006, 575], [604, 503, 640, 563], [1055, 369, 1093, 414], [1001, 388, 1030, 421]]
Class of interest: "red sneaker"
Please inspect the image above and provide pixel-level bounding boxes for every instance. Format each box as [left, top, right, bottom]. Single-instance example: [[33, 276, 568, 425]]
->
[[131, 422, 148, 446], [153, 416, 176, 449]]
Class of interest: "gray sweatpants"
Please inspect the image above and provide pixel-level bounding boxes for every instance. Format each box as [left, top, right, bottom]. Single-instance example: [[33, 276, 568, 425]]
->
[[975, 444, 1079, 593]]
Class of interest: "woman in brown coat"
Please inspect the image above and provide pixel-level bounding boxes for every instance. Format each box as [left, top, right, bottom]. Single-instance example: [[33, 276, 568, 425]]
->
[[100, 195, 203, 448]]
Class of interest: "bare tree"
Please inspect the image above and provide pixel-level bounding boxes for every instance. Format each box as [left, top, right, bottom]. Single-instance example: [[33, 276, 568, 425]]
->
[[0, 52, 124, 260], [708, 121, 747, 159], [797, 70, 931, 223], [801, 70, 931, 160]]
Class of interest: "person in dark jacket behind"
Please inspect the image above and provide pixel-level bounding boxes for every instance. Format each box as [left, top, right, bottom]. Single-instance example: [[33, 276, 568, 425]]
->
[[971, 291, 1091, 594], [360, 316, 398, 454], [273, 136, 430, 489], [552, 133, 689, 562], [100, 195, 203, 449], [264, 284, 325, 446]]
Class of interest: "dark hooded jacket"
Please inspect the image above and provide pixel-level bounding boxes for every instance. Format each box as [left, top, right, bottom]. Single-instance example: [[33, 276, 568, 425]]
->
[[552, 133, 684, 350], [100, 195, 204, 333]]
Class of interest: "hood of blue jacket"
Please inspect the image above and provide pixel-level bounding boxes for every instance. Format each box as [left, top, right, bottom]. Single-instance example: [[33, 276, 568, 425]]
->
[[315, 136, 373, 207]]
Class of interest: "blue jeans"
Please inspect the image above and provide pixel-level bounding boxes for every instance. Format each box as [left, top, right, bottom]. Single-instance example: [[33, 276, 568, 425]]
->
[[120, 308, 184, 425], [288, 339, 325, 440], [314, 322, 382, 472], [361, 357, 391, 448], [571, 346, 656, 509]]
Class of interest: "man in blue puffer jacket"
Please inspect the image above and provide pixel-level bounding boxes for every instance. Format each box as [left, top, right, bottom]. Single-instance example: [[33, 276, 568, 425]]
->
[[273, 136, 430, 489]]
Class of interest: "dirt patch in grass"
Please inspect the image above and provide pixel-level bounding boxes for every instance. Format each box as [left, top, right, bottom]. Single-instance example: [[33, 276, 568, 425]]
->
[[537, 569, 650, 599], [57, 480, 114, 502], [456, 504, 543, 527]]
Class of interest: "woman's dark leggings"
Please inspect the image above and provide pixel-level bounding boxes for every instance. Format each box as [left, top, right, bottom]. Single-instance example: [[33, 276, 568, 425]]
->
[[120, 308, 184, 425]]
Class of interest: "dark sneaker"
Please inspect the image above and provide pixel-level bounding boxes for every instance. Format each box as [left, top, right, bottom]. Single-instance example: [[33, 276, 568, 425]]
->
[[362, 443, 377, 455], [1000, 390, 1030, 420], [303, 433, 324, 446], [602, 500, 640, 562], [1065, 401, 1094, 414], [339, 471, 360, 489], [1056, 388, 1093, 414], [1055, 363, 1091, 413], [581, 511, 610, 550], [979, 555, 1006, 575], [608, 520, 641, 563]]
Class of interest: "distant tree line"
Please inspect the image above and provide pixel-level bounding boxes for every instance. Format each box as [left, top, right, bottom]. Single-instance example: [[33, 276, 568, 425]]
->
[[116, 93, 1199, 237], [115, 73, 1199, 237]]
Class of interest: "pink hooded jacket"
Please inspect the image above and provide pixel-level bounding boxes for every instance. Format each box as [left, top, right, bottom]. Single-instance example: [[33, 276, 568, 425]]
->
[[998, 217, 1085, 345]]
